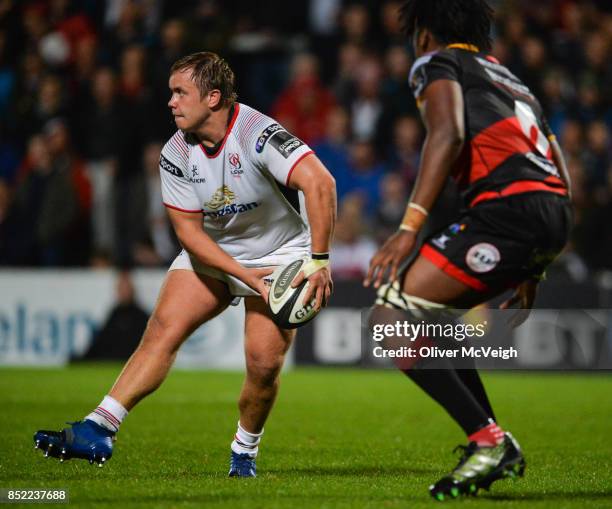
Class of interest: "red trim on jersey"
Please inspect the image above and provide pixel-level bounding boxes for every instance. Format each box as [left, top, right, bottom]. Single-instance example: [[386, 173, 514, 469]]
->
[[420, 245, 488, 291], [163, 203, 202, 213], [485, 55, 500, 64], [469, 179, 568, 207], [543, 175, 566, 186], [469, 116, 557, 184], [285, 150, 315, 186], [199, 103, 241, 159], [470, 117, 533, 183]]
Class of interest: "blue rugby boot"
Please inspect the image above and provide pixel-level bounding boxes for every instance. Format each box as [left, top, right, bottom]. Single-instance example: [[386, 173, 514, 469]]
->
[[228, 451, 257, 477], [34, 420, 114, 467]]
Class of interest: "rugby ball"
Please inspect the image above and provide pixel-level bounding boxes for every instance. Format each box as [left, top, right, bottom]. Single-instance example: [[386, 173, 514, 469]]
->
[[268, 258, 319, 329]]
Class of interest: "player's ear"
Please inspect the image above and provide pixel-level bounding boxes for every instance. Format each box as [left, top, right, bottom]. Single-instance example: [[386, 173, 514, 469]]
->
[[415, 28, 432, 56], [207, 89, 222, 109]]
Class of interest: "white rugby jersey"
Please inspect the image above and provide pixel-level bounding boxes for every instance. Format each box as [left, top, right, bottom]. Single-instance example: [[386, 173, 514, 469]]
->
[[160, 103, 313, 262]]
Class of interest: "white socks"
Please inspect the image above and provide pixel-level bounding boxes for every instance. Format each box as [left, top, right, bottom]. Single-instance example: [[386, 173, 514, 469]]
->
[[85, 395, 128, 433], [231, 421, 263, 457], [85, 399, 260, 457]]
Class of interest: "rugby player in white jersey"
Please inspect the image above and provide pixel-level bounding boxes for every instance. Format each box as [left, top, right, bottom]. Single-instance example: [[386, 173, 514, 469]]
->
[[34, 52, 336, 477]]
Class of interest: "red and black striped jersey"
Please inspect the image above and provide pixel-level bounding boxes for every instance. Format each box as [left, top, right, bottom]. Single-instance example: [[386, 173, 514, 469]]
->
[[409, 44, 568, 207]]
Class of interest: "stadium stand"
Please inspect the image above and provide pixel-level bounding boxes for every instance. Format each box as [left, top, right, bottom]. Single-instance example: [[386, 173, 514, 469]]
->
[[0, 0, 610, 286]]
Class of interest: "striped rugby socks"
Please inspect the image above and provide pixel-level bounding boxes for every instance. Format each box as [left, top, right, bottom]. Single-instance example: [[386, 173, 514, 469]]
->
[[85, 395, 128, 433], [231, 421, 263, 457]]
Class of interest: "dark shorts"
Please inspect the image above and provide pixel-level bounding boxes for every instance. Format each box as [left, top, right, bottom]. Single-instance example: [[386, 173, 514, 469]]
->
[[418, 192, 572, 293]]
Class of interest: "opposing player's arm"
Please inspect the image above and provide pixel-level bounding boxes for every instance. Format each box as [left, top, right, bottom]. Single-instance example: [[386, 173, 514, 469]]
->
[[286, 154, 337, 309], [365, 79, 465, 287], [410, 79, 465, 211], [166, 208, 273, 300]]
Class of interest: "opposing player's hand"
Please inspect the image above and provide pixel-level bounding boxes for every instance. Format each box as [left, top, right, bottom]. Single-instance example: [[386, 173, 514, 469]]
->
[[499, 279, 538, 328], [292, 265, 333, 311], [364, 230, 416, 289], [243, 267, 275, 303]]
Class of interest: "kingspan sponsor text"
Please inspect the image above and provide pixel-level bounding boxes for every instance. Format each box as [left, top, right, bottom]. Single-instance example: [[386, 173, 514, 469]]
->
[[204, 202, 259, 218]]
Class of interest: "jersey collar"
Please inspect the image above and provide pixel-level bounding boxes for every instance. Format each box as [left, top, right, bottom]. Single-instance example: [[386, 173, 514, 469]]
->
[[446, 43, 480, 52], [199, 103, 240, 159]]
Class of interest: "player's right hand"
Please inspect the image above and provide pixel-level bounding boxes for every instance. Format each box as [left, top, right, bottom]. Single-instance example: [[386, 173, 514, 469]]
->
[[364, 230, 416, 289], [243, 267, 275, 303], [291, 262, 333, 311]]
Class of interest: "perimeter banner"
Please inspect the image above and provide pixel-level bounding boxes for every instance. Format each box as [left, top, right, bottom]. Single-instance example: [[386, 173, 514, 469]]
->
[[0, 269, 254, 369]]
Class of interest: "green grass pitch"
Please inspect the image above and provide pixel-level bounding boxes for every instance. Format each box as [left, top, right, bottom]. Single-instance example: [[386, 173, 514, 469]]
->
[[1, 366, 611, 508]]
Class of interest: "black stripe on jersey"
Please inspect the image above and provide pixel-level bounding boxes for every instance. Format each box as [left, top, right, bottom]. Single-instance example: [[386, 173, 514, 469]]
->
[[463, 154, 562, 204], [160, 154, 184, 177], [474, 57, 534, 100], [269, 130, 304, 159], [278, 183, 300, 215]]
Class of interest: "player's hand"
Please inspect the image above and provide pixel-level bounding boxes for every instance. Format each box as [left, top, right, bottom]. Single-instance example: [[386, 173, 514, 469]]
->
[[243, 267, 275, 303], [499, 279, 538, 328], [364, 230, 416, 289], [292, 264, 333, 311]]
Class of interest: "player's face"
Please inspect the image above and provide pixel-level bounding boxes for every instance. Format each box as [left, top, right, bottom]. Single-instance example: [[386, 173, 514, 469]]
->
[[168, 70, 210, 132]]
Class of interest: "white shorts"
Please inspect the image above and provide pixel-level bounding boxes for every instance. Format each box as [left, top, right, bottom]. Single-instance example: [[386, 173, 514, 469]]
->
[[169, 245, 310, 297]]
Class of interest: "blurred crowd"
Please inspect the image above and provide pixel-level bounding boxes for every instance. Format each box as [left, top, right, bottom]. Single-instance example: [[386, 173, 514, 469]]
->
[[0, 0, 610, 282]]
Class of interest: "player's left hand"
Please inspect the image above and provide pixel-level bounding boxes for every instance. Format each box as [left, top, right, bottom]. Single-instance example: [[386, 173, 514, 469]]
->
[[364, 230, 416, 289], [243, 267, 275, 304], [499, 278, 538, 328], [291, 261, 333, 311]]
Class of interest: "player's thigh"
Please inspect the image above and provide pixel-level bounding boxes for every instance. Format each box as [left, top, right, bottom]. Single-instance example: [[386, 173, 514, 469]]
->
[[243, 296, 295, 371], [145, 269, 232, 350], [401, 256, 499, 308], [401, 212, 526, 307]]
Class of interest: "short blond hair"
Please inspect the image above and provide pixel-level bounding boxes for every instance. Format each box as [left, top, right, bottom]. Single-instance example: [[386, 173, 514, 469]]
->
[[170, 52, 237, 106]]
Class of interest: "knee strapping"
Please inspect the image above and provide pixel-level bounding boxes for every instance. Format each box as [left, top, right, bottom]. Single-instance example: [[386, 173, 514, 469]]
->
[[371, 282, 462, 370], [375, 281, 448, 318]]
